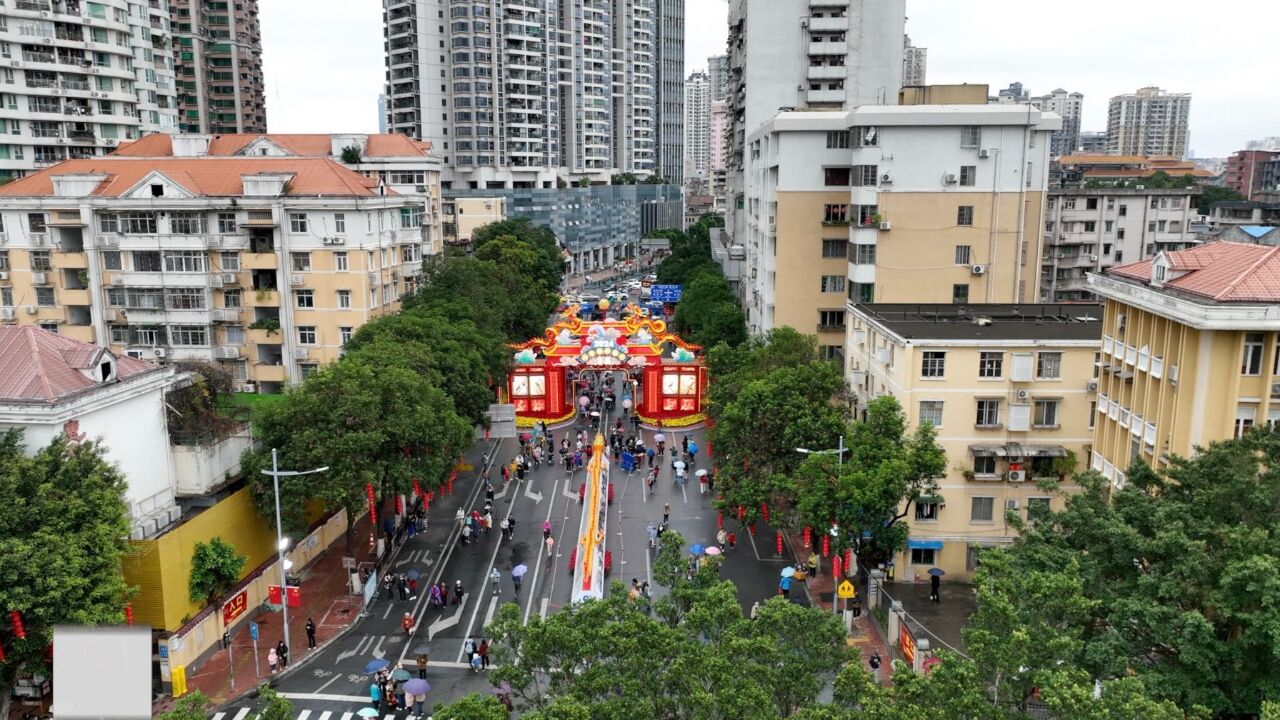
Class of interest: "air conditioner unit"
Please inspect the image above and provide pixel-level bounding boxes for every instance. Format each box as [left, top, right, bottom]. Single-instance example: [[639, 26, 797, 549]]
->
[[221, 272, 237, 284], [1015, 389, 1030, 400], [153, 348, 168, 359], [25, 305, 38, 315], [878, 221, 892, 231], [0, 271, 7, 281], [329, 236, 345, 245], [880, 173, 892, 184], [10, 61, 20, 67], [208, 275, 223, 288], [1089, 254, 1098, 262], [31, 271, 48, 285], [970, 265, 986, 275], [368, 271, 379, 285], [290, 274, 303, 285], [99, 235, 117, 246], [1086, 380, 1099, 393], [978, 149, 991, 159], [102, 309, 117, 322], [1005, 498, 1020, 510], [1007, 469, 1026, 483], [321, 237, 333, 245], [1270, 381, 1280, 398], [0, 308, 14, 320], [943, 173, 958, 184], [293, 347, 310, 360]]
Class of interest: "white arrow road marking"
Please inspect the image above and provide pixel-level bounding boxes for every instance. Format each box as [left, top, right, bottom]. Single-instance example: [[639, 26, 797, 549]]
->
[[427, 595, 467, 640], [483, 595, 499, 629], [523, 479, 543, 504], [370, 636, 386, 660], [335, 635, 374, 664]]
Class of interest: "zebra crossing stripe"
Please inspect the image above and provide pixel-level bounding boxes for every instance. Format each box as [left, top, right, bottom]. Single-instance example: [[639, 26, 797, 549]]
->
[[297, 711, 311, 720], [210, 713, 225, 720], [317, 712, 332, 720], [230, 708, 251, 720], [339, 713, 353, 720]]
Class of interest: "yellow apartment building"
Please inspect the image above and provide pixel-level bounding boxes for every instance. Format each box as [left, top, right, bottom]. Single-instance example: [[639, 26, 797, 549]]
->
[[1087, 241, 1280, 488], [0, 155, 440, 392], [846, 303, 1102, 580], [442, 196, 508, 247]]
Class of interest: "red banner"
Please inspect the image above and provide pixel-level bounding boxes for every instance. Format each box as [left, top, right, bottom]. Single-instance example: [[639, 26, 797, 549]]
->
[[221, 590, 248, 626], [366, 482, 377, 526], [268, 586, 301, 608]]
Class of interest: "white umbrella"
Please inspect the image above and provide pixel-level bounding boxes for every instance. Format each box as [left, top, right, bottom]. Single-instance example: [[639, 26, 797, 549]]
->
[[673, 461, 686, 471], [704, 546, 722, 556], [654, 433, 666, 444], [694, 469, 708, 477]]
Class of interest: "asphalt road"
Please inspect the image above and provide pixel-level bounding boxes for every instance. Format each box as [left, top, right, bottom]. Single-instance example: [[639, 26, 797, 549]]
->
[[220, 374, 801, 717]]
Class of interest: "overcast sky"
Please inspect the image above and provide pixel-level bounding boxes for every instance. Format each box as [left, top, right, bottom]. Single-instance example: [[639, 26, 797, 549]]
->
[[262, 0, 1276, 158]]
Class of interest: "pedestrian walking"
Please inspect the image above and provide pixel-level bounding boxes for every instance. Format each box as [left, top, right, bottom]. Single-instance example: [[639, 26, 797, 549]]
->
[[470, 652, 483, 673], [808, 551, 819, 579], [507, 516, 516, 539], [401, 612, 414, 636], [416, 651, 428, 679], [408, 576, 418, 600], [663, 503, 670, 524], [500, 517, 510, 539], [276, 639, 289, 669], [463, 637, 476, 665], [930, 573, 941, 603], [368, 680, 381, 707], [727, 530, 736, 549], [779, 575, 792, 600], [398, 574, 409, 601], [512, 570, 523, 594], [455, 507, 465, 529], [383, 573, 394, 600], [545, 535, 555, 559], [647, 522, 659, 549], [490, 567, 501, 595], [268, 647, 278, 674], [716, 528, 727, 548], [542, 520, 552, 539], [454, 579, 465, 605], [478, 639, 490, 669], [483, 510, 493, 534], [305, 618, 317, 649], [461, 523, 471, 545]]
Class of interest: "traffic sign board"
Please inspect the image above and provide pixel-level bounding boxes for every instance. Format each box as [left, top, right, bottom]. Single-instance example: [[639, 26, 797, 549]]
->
[[836, 580, 856, 599], [650, 284, 682, 303], [248, 622, 259, 641]]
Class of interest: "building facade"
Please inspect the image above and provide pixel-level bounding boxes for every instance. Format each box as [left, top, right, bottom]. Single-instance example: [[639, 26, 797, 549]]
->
[[381, 0, 675, 187], [1106, 87, 1192, 159], [708, 100, 728, 205], [0, 0, 180, 179], [683, 71, 710, 184], [992, 82, 1029, 104], [1041, 188, 1200, 301], [735, 105, 1058, 355], [902, 34, 926, 87], [846, 303, 1100, 580], [707, 53, 729, 103], [171, 0, 265, 134], [1030, 89, 1082, 159], [1087, 242, 1280, 488], [1224, 149, 1279, 201], [0, 156, 438, 392], [441, 196, 506, 247], [1078, 131, 1107, 154]]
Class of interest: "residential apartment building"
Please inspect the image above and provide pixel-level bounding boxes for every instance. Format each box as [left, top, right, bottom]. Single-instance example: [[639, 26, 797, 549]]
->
[[1078, 131, 1107, 154], [381, 0, 672, 187], [0, 156, 439, 392], [1030, 89, 1082, 159], [1041, 187, 1199, 301], [1207, 200, 1280, 229], [683, 70, 709, 184], [0, 0, 180, 180], [846, 303, 1101, 579], [902, 35, 926, 87], [707, 53, 729, 103], [170, 0, 265, 134], [708, 100, 728, 206], [441, 195, 506, 247], [1087, 242, 1280, 488], [735, 104, 1058, 356], [1106, 87, 1192, 159], [992, 82, 1028, 104], [1224, 149, 1279, 200]]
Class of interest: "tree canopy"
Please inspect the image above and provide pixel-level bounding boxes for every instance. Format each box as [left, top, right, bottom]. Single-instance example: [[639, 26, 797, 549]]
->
[[188, 537, 246, 605], [650, 215, 746, 350], [1196, 185, 1245, 215]]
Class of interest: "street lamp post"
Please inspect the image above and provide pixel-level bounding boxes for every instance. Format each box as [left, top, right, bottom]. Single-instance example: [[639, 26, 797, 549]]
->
[[262, 448, 328, 658], [795, 435, 846, 466]]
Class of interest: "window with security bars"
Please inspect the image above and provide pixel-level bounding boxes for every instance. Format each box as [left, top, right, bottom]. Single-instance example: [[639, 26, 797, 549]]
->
[[820, 275, 846, 293], [1036, 352, 1062, 379], [169, 325, 209, 346], [169, 212, 206, 234], [960, 126, 981, 148], [163, 251, 206, 273], [1034, 400, 1059, 428], [921, 351, 946, 378], [954, 245, 971, 265], [957, 206, 974, 226], [978, 351, 1003, 378], [919, 400, 943, 427], [975, 399, 1000, 427], [959, 166, 977, 186]]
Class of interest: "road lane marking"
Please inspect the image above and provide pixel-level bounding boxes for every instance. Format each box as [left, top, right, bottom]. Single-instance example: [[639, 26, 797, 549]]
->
[[230, 708, 251, 720], [297, 710, 311, 720]]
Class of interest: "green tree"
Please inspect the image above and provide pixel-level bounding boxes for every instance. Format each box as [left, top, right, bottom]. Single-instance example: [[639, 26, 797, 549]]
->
[[672, 267, 747, 349], [188, 537, 246, 605], [1196, 185, 1245, 214], [0, 431, 133, 720], [707, 328, 821, 415], [470, 218, 563, 294], [431, 693, 510, 720], [255, 685, 294, 720], [791, 396, 946, 564], [156, 691, 208, 720], [340, 146, 362, 164]]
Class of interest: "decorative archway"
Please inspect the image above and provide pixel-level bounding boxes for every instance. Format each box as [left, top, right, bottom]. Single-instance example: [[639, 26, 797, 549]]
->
[[506, 304, 708, 428]]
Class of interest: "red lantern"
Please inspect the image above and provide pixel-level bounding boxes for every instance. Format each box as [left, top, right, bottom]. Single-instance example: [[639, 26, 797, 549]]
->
[[802, 526, 812, 548], [10, 611, 25, 640], [761, 503, 770, 523], [843, 548, 853, 574], [395, 495, 404, 515], [124, 604, 134, 626], [833, 555, 843, 579], [717, 511, 724, 529], [737, 505, 745, 522], [0, 640, 5, 662], [821, 534, 831, 558], [748, 523, 757, 536], [775, 531, 784, 555], [412, 479, 423, 498], [366, 482, 377, 525]]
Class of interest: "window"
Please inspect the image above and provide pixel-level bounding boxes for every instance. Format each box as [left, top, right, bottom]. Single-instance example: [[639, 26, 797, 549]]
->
[[820, 345, 843, 362], [1242, 333, 1264, 375], [334, 252, 348, 271], [163, 250, 205, 273], [1118, 204, 1128, 217], [1033, 399, 1059, 428], [823, 167, 850, 186], [851, 244, 876, 264], [132, 251, 162, 272], [919, 400, 943, 427], [825, 131, 849, 149], [224, 325, 245, 345], [820, 275, 845, 293], [295, 289, 314, 308], [169, 211, 206, 234], [952, 284, 969, 303], [170, 325, 209, 346], [957, 206, 974, 226], [217, 212, 237, 233], [1036, 351, 1062, 379], [822, 204, 849, 224], [289, 213, 308, 233], [291, 252, 311, 272], [109, 325, 129, 344], [921, 351, 946, 378], [297, 326, 317, 345], [35, 286, 55, 306], [98, 214, 119, 234], [818, 310, 845, 330], [973, 455, 996, 475], [30, 251, 52, 272], [1147, 221, 1157, 233], [1086, 198, 1099, 210], [959, 166, 976, 186], [978, 351, 1003, 379], [0, 287, 10, 307], [821, 239, 845, 258], [223, 289, 242, 308], [851, 127, 878, 147], [121, 212, 156, 234], [165, 287, 206, 310], [954, 245, 972, 265], [852, 165, 878, 187], [914, 500, 939, 521], [27, 213, 47, 233], [334, 213, 346, 234], [976, 399, 1000, 427], [909, 548, 936, 566], [0, 252, 9, 272], [970, 496, 995, 522], [960, 125, 981, 148], [339, 326, 354, 345], [400, 207, 424, 228], [1083, 221, 1096, 232], [337, 289, 351, 308], [1235, 405, 1257, 438], [219, 251, 239, 271]]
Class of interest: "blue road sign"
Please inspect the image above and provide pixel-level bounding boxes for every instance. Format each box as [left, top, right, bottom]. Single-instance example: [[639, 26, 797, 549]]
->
[[650, 284, 683, 303], [249, 622, 259, 641], [158, 645, 169, 659]]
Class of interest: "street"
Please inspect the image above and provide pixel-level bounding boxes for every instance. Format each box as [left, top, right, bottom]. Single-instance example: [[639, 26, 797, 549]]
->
[[213, 377, 800, 718]]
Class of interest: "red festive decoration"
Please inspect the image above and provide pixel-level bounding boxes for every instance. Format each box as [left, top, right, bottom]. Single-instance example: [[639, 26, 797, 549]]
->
[[802, 526, 812, 548], [821, 534, 831, 558], [761, 502, 770, 523], [775, 531, 784, 555], [0, 640, 6, 662], [748, 523, 757, 536], [412, 479, 423, 498], [124, 604, 134, 626], [10, 611, 25, 640], [843, 548, 853, 574], [366, 482, 377, 525], [833, 555, 843, 579], [737, 505, 745, 522], [716, 511, 724, 529]]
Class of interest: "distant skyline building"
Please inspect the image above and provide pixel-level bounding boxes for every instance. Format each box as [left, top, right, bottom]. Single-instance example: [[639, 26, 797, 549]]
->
[[377, 95, 388, 134], [902, 35, 927, 86], [992, 82, 1029, 104], [1079, 131, 1108, 154], [656, 0, 687, 183], [171, 0, 267, 135], [1106, 86, 1192, 159], [683, 71, 710, 183], [1031, 89, 1084, 158], [708, 54, 730, 103]]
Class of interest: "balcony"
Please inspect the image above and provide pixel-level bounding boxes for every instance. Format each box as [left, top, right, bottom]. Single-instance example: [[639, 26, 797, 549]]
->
[[247, 289, 278, 307], [808, 16, 848, 31], [52, 251, 88, 269], [242, 253, 278, 270], [171, 429, 254, 497], [247, 327, 280, 346], [48, 210, 85, 227], [807, 41, 847, 56], [60, 288, 91, 305], [807, 65, 845, 81], [252, 363, 287, 383], [807, 89, 845, 104]]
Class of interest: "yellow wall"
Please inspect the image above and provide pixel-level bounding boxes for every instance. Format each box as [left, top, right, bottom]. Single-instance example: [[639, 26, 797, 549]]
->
[[773, 191, 852, 348], [122, 487, 278, 631], [898, 84, 990, 105], [875, 191, 1044, 305]]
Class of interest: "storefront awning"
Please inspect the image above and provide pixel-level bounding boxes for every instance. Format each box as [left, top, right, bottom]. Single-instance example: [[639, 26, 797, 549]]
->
[[907, 539, 945, 550]]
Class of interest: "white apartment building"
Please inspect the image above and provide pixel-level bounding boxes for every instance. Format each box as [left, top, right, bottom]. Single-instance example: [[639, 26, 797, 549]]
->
[[902, 34, 926, 87], [683, 70, 709, 184], [1031, 89, 1083, 159], [1107, 87, 1192, 159], [707, 53, 729, 103], [0, 0, 179, 180], [0, 155, 439, 392], [735, 104, 1059, 350], [382, 0, 670, 188], [1041, 187, 1199, 302]]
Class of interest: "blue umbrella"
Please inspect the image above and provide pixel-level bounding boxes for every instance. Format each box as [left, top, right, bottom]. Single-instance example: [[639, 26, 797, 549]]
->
[[364, 658, 390, 673], [690, 544, 705, 555], [927, 568, 945, 577], [403, 678, 430, 695], [406, 569, 422, 580]]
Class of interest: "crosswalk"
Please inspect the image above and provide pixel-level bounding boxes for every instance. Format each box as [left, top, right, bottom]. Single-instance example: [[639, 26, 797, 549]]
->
[[211, 709, 418, 720]]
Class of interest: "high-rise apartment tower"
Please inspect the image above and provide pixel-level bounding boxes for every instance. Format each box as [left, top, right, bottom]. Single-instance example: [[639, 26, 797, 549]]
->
[[1106, 87, 1191, 159], [683, 71, 709, 183], [171, 0, 266, 134]]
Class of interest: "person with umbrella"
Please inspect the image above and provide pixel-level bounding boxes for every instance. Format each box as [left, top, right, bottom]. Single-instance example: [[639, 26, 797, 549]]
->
[[929, 568, 943, 602], [403, 678, 430, 717], [696, 468, 708, 495], [512, 564, 528, 594], [780, 567, 795, 599], [414, 647, 429, 679]]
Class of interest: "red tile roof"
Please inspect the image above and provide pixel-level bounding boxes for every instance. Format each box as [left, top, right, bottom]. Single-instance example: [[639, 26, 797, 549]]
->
[[0, 157, 386, 198], [114, 133, 433, 158], [0, 326, 160, 403], [1108, 241, 1280, 303]]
